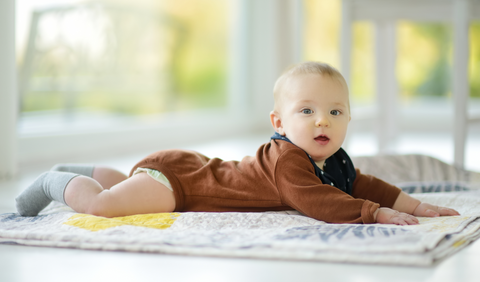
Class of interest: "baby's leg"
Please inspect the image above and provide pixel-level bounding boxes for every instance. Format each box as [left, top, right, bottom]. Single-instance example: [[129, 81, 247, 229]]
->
[[64, 173, 175, 217], [16, 171, 78, 216], [52, 164, 127, 189], [92, 166, 128, 190]]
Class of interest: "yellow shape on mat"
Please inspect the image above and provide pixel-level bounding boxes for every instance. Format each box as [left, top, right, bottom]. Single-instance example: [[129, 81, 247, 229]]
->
[[64, 213, 181, 231]]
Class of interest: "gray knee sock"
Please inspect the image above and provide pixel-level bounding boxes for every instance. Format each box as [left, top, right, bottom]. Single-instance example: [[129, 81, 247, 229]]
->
[[51, 164, 94, 178], [15, 171, 79, 216]]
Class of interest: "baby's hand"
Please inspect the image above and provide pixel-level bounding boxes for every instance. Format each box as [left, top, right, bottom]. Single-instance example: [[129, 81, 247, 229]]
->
[[374, 207, 419, 225], [413, 203, 460, 217]]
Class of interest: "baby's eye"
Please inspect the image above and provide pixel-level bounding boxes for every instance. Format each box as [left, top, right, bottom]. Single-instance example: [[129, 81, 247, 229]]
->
[[302, 109, 313, 114], [330, 110, 341, 116]]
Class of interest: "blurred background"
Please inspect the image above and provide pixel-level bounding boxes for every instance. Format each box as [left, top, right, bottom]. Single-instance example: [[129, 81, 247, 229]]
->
[[17, 0, 230, 121], [2, 0, 480, 176]]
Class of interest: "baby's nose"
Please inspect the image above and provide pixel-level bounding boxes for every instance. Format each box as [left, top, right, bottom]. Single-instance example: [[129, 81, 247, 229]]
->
[[315, 115, 330, 127]]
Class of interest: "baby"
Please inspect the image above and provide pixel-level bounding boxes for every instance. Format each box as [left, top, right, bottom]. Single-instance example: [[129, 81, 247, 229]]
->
[[16, 61, 459, 225]]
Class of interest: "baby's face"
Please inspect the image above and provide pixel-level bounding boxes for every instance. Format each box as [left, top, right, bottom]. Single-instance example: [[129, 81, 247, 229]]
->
[[275, 73, 350, 167]]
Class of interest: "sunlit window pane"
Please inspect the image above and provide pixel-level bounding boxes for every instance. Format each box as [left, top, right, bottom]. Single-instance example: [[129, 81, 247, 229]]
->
[[17, 0, 231, 132]]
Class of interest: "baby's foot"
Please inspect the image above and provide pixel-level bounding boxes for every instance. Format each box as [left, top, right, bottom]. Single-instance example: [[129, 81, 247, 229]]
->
[[15, 171, 78, 216], [51, 164, 94, 178]]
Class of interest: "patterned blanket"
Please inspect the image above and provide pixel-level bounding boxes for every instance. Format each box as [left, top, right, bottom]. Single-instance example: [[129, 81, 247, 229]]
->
[[2, 191, 480, 266]]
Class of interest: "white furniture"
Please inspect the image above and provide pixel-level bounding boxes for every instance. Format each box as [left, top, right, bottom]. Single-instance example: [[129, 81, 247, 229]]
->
[[341, 0, 480, 169], [0, 0, 17, 179]]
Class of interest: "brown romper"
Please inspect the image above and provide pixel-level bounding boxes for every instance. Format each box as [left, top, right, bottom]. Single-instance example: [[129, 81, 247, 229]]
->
[[129, 139, 401, 224]]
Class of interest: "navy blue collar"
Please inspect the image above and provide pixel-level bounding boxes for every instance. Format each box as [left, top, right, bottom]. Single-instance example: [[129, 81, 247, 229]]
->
[[270, 132, 355, 195]]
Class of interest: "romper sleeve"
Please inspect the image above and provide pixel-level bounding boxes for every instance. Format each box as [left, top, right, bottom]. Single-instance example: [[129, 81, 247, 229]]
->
[[275, 148, 379, 224], [351, 169, 402, 208]]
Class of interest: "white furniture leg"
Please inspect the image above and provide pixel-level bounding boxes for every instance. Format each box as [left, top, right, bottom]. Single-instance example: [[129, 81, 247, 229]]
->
[[453, 0, 470, 169], [340, 0, 353, 88], [0, 0, 17, 179], [375, 20, 398, 154]]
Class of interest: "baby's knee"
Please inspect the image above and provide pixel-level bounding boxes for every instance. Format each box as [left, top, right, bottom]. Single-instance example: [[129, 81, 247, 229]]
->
[[84, 193, 116, 218]]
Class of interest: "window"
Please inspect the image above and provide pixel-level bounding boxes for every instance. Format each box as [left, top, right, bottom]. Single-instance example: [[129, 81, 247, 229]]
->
[[17, 0, 231, 134], [10, 0, 312, 164], [302, 0, 480, 168], [302, 0, 480, 130]]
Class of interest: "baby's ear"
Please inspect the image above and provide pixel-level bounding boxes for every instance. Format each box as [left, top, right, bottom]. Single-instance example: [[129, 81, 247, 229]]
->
[[269, 111, 285, 135]]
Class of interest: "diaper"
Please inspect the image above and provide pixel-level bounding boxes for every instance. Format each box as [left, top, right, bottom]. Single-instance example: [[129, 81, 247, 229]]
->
[[132, 168, 173, 192]]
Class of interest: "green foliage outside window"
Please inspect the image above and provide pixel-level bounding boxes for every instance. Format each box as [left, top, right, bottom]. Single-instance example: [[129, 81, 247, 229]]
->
[[303, 0, 480, 103], [19, 0, 229, 116]]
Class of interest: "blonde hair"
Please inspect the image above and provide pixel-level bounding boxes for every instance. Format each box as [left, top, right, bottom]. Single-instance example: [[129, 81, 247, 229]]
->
[[273, 61, 349, 112]]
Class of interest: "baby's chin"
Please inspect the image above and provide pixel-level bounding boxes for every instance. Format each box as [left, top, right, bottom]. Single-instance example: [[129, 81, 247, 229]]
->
[[309, 151, 339, 166], [310, 156, 327, 165]]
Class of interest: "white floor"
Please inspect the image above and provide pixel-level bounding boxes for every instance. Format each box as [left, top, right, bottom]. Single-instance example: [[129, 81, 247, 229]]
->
[[1, 131, 480, 282]]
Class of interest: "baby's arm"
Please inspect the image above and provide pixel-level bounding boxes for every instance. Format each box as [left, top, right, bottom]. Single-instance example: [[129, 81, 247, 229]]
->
[[374, 191, 460, 225], [373, 207, 419, 225], [412, 202, 460, 217], [392, 191, 460, 217]]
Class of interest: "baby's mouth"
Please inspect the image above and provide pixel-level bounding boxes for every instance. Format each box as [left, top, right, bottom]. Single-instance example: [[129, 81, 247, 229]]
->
[[314, 134, 330, 145]]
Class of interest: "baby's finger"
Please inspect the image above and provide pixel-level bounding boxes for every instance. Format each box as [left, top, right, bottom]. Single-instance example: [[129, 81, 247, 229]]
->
[[404, 213, 419, 223], [393, 218, 408, 226], [425, 209, 440, 217], [438, 207, 460, 216], [404, 215, 419, 225]]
